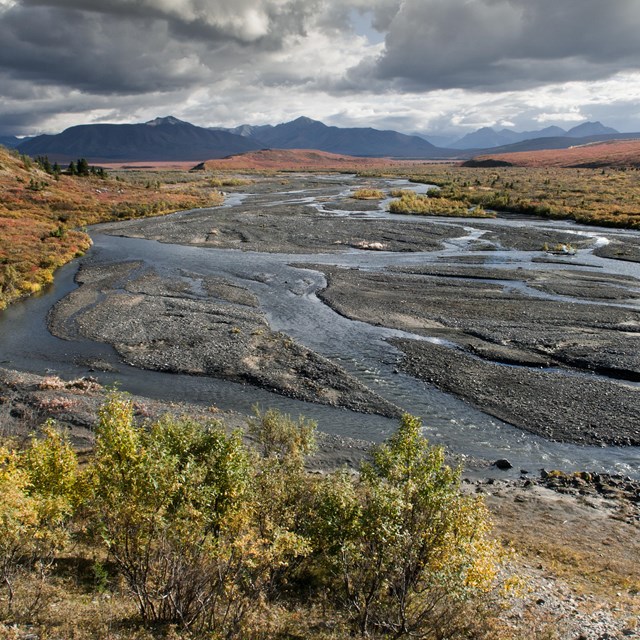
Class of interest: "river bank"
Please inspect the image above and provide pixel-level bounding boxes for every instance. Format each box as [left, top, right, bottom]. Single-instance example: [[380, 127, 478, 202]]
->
[[2, 365, 638, 639]]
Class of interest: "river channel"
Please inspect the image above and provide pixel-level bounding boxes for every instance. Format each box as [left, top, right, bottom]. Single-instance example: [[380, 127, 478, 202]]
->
[[1, 174, 639, 477]]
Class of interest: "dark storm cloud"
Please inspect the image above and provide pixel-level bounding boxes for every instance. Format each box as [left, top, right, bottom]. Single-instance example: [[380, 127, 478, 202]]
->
[[0, 0, 324, 132], [0, 5, 210, 93], [19, 0, 318, 45], [350, 0, 640, 91], [0, 0, 320, 94], [1, 0, 640, 136]]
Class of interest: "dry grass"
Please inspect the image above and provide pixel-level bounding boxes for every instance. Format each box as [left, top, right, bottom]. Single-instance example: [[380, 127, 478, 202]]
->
[[473, 138, 640, 168], [388, 190, 493, 217], [351, 188, 385, 200], [200, 149, 405, 172], [486, 486, 640, 604]]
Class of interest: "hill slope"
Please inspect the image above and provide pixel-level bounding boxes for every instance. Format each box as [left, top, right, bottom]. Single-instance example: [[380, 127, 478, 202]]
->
[[17, 117, 260, 162], [0, 146, 225, 308], [198, 148, 409, 170], [467, 139, 640, 168], [472, 131, 640, 156]]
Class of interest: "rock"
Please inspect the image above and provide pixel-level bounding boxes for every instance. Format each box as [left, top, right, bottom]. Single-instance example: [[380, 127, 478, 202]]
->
[[494, 458, 513, 470]]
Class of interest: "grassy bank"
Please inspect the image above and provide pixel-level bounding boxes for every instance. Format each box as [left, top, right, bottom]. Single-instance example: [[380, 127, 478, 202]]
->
[[0, 147, 226, 310], [359, 164, 640, 229]]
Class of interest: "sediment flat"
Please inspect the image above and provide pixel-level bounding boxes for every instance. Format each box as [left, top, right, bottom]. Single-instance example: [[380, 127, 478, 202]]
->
[[100, 176, 461, 253], [43, 173, 640, 447], [48, 261, 401, 418], [314, 263, 640, 445]]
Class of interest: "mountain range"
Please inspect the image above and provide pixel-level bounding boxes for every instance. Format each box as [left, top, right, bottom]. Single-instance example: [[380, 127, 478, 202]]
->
[[0, 135, 21, 148], [16, 115, 447, 162], [445, 121, 619, 149], [5, 116, 636, 163], [16, 116, 260, 162], [214, 116, 444, 158]]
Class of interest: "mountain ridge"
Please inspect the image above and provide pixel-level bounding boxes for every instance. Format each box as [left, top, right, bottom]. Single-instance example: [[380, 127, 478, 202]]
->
[[17, 118, 261, 162], [0, 135, 21, 149], [448, 121, 619, 149], [216, 116, 454, 158], [9, 115, 631, 162]]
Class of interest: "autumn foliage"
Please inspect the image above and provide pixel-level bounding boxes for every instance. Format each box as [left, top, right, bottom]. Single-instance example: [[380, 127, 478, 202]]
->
[[360, 163, 640, 229], [0, 146, 224, 309], [0, 397, 502, 638]]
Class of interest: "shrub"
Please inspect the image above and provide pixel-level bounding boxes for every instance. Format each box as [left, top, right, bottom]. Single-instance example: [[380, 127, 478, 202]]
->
[[89, 392, 253, 631], [388, 191, 493, 218], [352, 188, 386, 200], [1, 396, 502, 637], [310, 414, 500, 638], [0, 422, 78, 616]]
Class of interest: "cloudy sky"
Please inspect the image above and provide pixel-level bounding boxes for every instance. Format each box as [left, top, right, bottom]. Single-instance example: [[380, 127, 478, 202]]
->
[[2, 0, 640, 139]]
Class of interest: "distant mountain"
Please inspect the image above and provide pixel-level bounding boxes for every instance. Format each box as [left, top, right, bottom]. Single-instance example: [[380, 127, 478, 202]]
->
[[17, 116, 261, 162], [566, 121, 618, 138], [17, 114, 623, 162], [473, 131, 640, 156], [216, 123, 274, 139], [413, 133, 459, 148], [0, 135, 20, 149], [449, 122, 619, 150], [449, 127, 520, 150], [231, 116, 452, 158]]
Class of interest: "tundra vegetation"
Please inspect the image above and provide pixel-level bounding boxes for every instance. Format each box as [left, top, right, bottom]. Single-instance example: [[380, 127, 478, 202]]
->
[[351, 188, 386, 200], [0, 393, 504, 639], [362, 164, 640, 229], [0, 146, 226, 310], [388, 189, 492, 217]]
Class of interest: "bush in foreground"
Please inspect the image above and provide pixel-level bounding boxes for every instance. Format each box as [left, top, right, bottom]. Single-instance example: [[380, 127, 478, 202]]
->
[[0, 395, 502, 638]]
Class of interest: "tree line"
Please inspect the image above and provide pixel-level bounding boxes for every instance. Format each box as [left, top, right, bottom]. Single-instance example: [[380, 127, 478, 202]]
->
[[34, 155, 106, 178]]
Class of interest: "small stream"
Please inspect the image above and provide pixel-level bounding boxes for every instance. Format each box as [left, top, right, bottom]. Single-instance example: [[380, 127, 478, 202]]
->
[[1, 175, 639, 477]]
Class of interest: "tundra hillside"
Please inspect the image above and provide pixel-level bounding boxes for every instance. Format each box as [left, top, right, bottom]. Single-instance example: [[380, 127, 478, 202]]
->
[[0, 146, 225, 309]]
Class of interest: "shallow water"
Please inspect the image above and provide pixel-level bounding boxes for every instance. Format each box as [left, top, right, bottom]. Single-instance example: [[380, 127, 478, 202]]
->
[[1, 174, 640, 477]]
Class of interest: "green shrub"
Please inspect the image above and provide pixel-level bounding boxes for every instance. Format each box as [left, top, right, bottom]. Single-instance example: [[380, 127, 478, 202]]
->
[[1, 396, 502, 637], [0, 422, 78, 616], [309, 414, 500, 638], [89, 392, 252, 631]]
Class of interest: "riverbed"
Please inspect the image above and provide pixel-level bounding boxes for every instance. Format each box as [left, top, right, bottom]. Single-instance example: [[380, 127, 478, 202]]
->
[[1, 173, 639, 477]]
